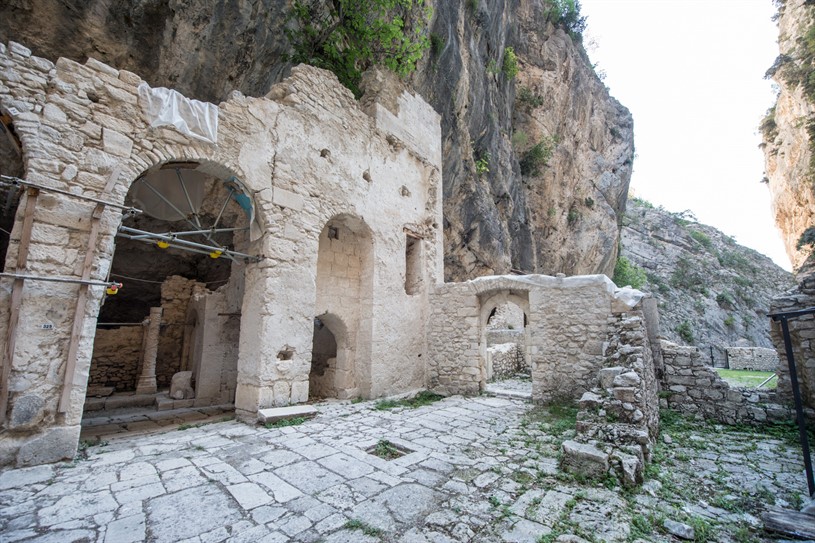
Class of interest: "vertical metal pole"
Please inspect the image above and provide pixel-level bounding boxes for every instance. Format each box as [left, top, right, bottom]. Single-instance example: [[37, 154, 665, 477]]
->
[[779, 316, 815, 497]]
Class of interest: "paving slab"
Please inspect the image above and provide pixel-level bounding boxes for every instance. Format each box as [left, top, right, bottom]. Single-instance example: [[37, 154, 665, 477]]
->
[[1, 392, 812, 542]]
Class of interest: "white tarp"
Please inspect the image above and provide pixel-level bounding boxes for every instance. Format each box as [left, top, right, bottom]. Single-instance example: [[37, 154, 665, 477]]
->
[[613, 286, 646, 309], [138, 83, 218, 144]]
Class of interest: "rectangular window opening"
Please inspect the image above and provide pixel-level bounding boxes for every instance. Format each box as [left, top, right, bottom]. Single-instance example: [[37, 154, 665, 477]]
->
[[405, 234, 423, 295]]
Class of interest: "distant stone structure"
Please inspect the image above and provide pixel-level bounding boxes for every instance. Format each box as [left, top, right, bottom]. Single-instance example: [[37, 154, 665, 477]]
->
[[726, 346, 778, 372], [661, 342, 791, 425]]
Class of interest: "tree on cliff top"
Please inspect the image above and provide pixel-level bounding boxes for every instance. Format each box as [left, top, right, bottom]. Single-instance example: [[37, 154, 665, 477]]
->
[[287, 0, 431, 97]]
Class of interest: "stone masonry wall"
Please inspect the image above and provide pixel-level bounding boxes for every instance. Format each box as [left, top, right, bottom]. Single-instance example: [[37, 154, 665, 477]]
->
[[487, 343, 526, 380], [486, 329, 525, 346], [726, 347, 778, 372], [661, 341, 793, 425], [157, 276, 205, 389], [563, 310, 659, 487], [88, 326, 143, 391], [427, 274, 635, 401], [0, 41, 441, 466], [769, 266, 815, 409]]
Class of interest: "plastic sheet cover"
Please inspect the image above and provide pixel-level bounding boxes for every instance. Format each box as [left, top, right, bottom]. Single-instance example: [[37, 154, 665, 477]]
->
[[138, 83, 218, 144]]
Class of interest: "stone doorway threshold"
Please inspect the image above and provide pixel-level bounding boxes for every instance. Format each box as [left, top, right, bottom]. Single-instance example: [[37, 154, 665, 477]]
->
[[484, 376, 532, 400], [81, 398, 234, 443]]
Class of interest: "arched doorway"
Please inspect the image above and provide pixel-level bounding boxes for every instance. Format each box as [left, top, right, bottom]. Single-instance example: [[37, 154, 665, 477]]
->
[[85, 160, 256, 415], [310, 313, 355, 399], [479, 291, 531, 388], [312, 215, 373, 399]]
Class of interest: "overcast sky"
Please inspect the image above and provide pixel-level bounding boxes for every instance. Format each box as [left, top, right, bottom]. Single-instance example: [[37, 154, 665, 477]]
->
[[579, 0, 790, 270]]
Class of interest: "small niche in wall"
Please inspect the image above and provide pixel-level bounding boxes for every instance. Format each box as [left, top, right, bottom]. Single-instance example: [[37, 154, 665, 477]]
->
[[405, 233, 423, 295]]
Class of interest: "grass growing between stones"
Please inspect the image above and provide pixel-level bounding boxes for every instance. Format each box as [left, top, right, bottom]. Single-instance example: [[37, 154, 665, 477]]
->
[[373, 390, 445, 410], [494, 405, 808, 542], [715, 368, 776, 389], [264, 416, 308, 429], [371, 439, 403, 460], [344, 519, 383, 537], [626, 408, 808, 542]]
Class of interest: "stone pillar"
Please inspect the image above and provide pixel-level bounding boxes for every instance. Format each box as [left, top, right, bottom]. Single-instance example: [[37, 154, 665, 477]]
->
[[136, 307, 163, 394]]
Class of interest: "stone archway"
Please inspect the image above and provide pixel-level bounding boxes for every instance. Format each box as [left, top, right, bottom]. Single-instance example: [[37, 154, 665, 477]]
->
[[309, 313, 357, 399], [478, 291, 531, 390], [313, 214, 373, 398], [86, 160, 255, 411]]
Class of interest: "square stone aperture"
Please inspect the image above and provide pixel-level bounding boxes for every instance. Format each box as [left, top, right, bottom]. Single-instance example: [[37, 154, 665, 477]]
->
[[366, 439, 414, 460]]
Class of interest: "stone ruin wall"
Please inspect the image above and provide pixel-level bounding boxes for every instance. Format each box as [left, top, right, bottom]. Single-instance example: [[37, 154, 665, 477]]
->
[[661, 341, 792, 425], [726, 347, 779, 372], [487, 342, 526, 380], [0, 40, 442, 466], [769, 267, 815, 410], [427, 274, 636, 402], [562, 309, 659, 487], [87, 326, 142, 391], [156, 275, 204, 388]]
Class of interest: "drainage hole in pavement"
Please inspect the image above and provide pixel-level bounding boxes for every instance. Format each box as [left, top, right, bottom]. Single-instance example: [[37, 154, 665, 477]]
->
[[367, 439, 412, 460]]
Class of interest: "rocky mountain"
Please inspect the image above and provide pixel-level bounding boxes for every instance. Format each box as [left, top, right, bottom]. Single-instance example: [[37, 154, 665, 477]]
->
[[0, 0, 634, 281], [620, 198, 795, 358], [761, 0, 815, 271]]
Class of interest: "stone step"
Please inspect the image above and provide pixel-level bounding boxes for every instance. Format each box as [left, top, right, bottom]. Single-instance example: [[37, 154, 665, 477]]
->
[[257, 405, 318, 424], [483, 387, 532, 401]]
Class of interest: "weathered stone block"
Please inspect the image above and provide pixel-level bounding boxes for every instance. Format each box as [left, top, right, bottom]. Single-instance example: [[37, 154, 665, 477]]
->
[[102, 128, 133, 157], [598, 367, 624, 389], [9, 394, 45, 429], [16, 426, 80, 466], [561, 440, 608, 478], [612, 387, 636, 403], [170, 371, 194, 400], [612, 371, 641, 387]]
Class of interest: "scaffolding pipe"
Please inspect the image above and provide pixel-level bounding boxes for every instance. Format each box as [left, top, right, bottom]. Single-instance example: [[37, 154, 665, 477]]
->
[[0, 175, 142, 214], [125, 227, 246, 240], [0, 272, 121, 288], [117, 226, 260, 262]]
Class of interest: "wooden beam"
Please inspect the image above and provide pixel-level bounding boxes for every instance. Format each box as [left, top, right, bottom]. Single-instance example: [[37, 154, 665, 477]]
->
[[762, 509, 815, 539], [58, 168, 121, 414], [0, 187, 40, 423]]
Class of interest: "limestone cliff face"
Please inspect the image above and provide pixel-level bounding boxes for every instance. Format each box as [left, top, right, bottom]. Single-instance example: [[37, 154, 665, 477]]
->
[[621, 199, 795, 357], [0, 0, 633, 281], [762, 0, 815, 271]]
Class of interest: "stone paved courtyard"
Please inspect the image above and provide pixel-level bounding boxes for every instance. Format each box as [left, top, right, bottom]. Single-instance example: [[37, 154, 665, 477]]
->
[[0, 393, 811, 542]]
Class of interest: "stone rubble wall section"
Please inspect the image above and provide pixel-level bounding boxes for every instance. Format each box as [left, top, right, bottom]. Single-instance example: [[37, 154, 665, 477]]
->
[[427, 274, 618, 400], [486, 329, 524, 346], [156, 275, 206, 388], [769, 269, 815, 409], [661, 341, 793, 425], [562, 310, 659, 487], [726, 347, 779, 372], [487, 343, 526, 380], [0, 41, 442, 466], [88, 326, 143, 391], [485, 303, 525, 330]]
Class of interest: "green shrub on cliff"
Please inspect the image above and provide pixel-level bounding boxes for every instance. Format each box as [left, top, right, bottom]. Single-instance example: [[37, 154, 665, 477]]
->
[[542, 0, 586, 39], [612, 256, 646, 289], [502, 47, 519, 79], [287, 0, 432, 97]]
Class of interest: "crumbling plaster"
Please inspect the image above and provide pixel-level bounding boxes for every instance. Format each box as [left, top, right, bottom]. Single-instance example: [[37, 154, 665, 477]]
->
[[0, 41, 442, 465]]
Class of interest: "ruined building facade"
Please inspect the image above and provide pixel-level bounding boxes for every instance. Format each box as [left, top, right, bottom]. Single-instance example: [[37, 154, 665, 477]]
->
[[0, 42, 651, 467]]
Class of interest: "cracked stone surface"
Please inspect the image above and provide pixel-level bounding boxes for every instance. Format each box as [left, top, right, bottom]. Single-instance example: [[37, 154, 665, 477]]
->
[[0, 394, 811, 542]]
